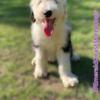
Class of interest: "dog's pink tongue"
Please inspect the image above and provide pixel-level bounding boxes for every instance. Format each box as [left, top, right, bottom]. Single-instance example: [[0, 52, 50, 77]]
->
[[44, 19, 53, 37]]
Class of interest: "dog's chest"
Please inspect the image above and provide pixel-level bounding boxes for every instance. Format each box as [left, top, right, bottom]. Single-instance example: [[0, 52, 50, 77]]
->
[[42, 32, 65, 50], [31, 23, 66, 50]]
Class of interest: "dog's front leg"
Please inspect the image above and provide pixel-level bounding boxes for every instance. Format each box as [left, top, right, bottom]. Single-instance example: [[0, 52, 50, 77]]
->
[[57, 49, 79, 87], [34, 48, 48, 78]]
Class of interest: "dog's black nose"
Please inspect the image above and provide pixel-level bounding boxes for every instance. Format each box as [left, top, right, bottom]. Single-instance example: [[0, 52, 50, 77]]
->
[[44, 10, 52, 17]]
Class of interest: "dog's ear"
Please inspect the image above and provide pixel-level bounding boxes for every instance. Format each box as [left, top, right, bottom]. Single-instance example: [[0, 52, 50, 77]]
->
[[30, 11, 36, 23]]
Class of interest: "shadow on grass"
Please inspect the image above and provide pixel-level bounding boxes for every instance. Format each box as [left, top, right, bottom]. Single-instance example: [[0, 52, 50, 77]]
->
[[0, 1, 30, 28], [72, 56, 100, 86], [49, 56, 100, 88]]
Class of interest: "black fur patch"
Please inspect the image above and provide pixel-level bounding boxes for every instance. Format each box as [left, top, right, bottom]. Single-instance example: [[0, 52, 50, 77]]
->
[[62, 32, 73, 57]]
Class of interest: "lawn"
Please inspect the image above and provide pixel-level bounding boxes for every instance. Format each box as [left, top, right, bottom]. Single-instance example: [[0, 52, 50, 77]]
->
[[0, 0, 100, 100]]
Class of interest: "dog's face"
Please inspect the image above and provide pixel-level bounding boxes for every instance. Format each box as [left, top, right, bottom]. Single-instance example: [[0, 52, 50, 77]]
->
[[30, 0, 67, 36]]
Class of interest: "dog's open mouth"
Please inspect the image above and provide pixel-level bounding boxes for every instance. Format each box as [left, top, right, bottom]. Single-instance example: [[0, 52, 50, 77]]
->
[[42, 18, 55, 37]]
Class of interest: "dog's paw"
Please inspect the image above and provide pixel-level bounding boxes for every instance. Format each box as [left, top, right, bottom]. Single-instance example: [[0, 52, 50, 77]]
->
[[61, 73, 79, 88], [33, 68, 48, 79], [71, 54, 80, 62]]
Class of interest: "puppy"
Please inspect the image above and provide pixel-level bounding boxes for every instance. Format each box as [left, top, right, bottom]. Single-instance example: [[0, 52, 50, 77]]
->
[[30, 0, 79, 87]]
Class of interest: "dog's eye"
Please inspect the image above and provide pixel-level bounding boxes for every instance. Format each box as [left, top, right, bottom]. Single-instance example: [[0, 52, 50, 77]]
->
[[55, 0, 58, 4], [31, 12, 36, 22], [38, 0, 42, 5]]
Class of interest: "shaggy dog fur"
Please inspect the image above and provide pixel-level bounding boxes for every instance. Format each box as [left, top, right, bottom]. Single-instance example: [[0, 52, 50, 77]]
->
[[30, 0, 79, 87]]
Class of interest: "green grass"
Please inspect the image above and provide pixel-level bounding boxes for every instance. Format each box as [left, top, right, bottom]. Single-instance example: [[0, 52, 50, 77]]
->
[[0, 0, 100, 100]]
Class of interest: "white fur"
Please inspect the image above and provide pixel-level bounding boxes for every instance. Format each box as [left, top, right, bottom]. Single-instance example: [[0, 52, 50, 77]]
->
[[30, 0, 79, 87]]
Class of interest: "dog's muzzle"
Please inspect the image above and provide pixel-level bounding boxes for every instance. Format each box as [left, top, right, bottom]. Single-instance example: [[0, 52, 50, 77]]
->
[[44, 10, 52, 18]]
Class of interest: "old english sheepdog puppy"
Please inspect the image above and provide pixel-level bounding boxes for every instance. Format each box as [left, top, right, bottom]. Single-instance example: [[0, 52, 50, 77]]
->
[[30, 0, 79, 87]]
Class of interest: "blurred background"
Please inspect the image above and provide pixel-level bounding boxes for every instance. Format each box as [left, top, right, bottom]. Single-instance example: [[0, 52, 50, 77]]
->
[[0, 0, 100, 100]]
